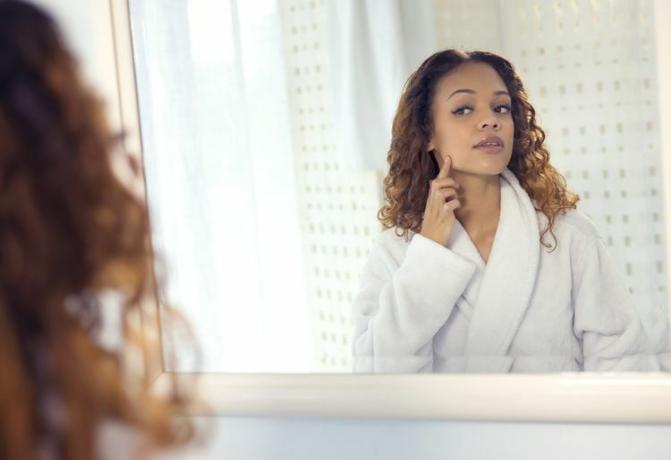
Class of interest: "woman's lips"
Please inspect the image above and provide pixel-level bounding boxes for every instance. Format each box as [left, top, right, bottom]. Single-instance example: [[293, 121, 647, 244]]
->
[[474, 144, 504, 153], [473, 135, 504, 153]]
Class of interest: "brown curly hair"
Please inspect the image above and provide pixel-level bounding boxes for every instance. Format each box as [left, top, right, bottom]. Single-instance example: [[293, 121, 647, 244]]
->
[[0, 1, 198, 459], [378, 49, 579, 249]]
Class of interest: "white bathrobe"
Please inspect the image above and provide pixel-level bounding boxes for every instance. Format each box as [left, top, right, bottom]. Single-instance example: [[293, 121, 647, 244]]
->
[[352, 168, 670, 373]]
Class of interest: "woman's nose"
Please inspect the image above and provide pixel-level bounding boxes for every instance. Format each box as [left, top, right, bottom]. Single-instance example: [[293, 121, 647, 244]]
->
[[479, 118, 500, 130]]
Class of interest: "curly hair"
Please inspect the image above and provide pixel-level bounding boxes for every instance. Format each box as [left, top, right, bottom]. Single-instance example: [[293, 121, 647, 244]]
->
[[378, 49, 579, 249], [0, 1, 198, 459]]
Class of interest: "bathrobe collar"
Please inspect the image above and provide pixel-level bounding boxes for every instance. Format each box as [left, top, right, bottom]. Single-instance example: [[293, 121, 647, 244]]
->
[[446, 169, 541, 370]]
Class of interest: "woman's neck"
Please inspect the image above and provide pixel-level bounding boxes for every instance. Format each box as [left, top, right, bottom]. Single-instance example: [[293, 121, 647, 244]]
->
[[452, 171, 501, 240]]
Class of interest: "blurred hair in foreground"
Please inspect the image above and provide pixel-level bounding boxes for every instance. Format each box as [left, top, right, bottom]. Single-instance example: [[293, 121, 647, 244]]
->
[[0, 1, 204, 458]]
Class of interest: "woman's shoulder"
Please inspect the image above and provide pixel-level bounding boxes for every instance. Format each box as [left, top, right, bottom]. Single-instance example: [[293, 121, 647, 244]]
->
[[367, 226, 416, 265], [376, 226, 415, 244], [550, 208, 602, 240], [537, 208, 604, 254]]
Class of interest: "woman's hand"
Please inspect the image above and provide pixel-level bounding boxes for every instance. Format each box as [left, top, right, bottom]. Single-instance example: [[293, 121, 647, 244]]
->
[[419, 155, 461, 246]]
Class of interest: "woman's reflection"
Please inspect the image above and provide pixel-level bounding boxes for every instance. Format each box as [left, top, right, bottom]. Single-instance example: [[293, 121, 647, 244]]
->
[[352, 49, 669, 373]]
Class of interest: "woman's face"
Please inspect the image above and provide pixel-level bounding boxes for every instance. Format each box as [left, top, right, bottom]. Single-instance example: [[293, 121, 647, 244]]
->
[[428, 62, 514, 176]]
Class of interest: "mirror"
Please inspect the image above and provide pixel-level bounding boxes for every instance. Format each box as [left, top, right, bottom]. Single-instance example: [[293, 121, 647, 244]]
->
[[126, 0, 671, 373]]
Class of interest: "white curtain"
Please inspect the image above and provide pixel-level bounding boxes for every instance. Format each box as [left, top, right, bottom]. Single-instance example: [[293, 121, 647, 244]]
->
[[326, 0, 437, 172], [129, 0, 312, 372]]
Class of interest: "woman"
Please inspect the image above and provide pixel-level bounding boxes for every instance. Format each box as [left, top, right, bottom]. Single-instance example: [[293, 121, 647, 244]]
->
[[0, 1, 199, 458], [352, 49, 669, 373]]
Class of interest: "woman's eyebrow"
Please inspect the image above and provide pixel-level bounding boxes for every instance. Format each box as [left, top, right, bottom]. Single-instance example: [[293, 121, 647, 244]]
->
[[447, 89, 510, 100]]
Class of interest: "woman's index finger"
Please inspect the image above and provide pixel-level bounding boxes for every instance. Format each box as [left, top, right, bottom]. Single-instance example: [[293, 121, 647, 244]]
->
[[438, 155, 451, 179]]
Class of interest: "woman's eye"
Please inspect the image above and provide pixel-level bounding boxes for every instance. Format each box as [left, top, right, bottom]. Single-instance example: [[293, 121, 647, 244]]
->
[[452, 106, 472, 115], [452, 104, 511, 116]]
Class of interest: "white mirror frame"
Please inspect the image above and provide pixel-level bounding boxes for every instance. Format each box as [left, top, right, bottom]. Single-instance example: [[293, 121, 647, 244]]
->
[[109, 0, 671, 422]]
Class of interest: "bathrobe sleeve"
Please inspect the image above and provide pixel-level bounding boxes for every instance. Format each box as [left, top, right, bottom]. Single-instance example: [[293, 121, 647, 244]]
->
[[572, 233, 670, 371], [352, 232, 477, 373]]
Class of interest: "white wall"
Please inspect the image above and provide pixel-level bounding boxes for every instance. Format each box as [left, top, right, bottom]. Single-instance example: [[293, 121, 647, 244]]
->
[[158, 417, 671, 460]]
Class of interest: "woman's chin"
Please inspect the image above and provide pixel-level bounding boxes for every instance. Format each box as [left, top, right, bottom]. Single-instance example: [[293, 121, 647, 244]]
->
[[453, 162, 509, 177]]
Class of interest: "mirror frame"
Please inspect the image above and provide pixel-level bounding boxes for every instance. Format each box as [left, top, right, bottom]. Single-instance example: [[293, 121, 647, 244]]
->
[[109, 0, 671, 421]]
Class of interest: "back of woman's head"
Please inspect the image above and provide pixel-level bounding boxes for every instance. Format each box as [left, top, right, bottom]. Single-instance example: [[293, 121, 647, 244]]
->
[[0, 1, 195, 458]]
